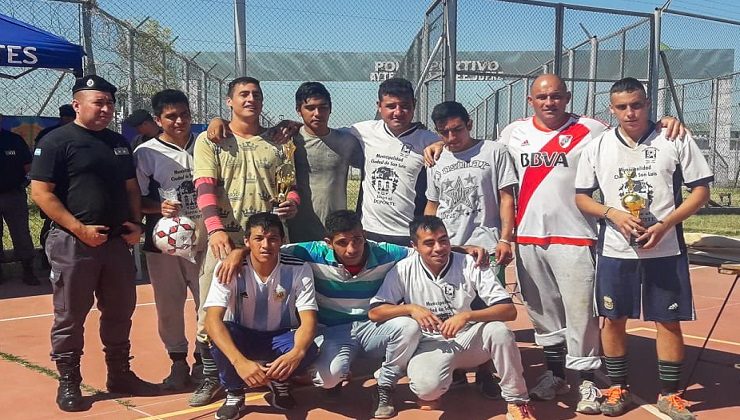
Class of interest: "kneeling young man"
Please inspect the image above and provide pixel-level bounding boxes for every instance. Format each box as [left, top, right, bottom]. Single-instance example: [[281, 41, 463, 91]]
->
[[575, 77, 712, 420], [204, 213, 318, 420], [368, 216, 536, 420]]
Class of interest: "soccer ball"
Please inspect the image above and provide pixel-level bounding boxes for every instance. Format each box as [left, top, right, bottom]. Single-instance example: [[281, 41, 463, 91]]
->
[[153, 216, 197, 259]]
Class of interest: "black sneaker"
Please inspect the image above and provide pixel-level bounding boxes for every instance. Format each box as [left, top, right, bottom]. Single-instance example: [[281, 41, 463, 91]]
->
[[267, 381, 295, 410], [215, 392, 245, 420], [372, 385, 396, 419], [189, 376, 223, 407], [476, 370, 502, 400], [162, 359, 191, 391]]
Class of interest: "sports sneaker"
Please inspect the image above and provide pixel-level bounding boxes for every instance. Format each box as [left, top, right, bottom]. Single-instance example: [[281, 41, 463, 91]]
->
[[506, 402, 537, 419], [189, 376, 223, 407], [528, 370, 570, 400], [372, 385, 396, 419], [600, 386, 632, 417], [267, 381, 295, 410], [162, 359, 191, 391], [576, 380, 602, 414], [215, 392, 245, 420], [657, 393, 695, 420], [476, 370, 502, 400]]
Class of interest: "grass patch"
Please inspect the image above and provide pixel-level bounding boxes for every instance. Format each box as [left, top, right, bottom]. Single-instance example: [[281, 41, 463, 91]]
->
[[0, 351, 135, 408]]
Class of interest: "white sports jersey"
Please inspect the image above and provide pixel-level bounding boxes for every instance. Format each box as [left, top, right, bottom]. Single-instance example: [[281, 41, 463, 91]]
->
[[346, 120, 440, 236], [499, 115, 609, 246], [370, 253, 510, 337], [203, 254, 318, 331], [426, 140, 517, 250], [575, 126, 713, 259], [134, 136, 200, 221]]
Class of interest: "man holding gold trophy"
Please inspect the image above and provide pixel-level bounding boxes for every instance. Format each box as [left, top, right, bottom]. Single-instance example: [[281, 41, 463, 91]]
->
[[191, 76, 300, 407], [575, 77, 713, 420]]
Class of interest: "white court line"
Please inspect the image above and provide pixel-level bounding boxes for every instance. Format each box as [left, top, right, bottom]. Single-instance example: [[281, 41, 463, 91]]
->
[[595, 371, 671, 419], [0, 298, 194, 323]]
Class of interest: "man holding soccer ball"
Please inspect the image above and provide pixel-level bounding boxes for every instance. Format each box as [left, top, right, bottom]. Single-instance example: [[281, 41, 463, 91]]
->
[[134, 89, 207, 390]]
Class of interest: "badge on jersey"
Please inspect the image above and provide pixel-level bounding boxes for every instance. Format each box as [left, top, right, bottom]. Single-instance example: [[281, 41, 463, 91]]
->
[[274, 284, 286, 300], [113, 147, 130, 156], [5, 150, 17, 156], [34, 148, 42, 156], [558, 135, 572, 148]]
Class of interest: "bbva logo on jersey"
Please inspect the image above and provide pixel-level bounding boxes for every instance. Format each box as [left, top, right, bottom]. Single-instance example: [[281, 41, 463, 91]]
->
[[520, 152, 569, 168]]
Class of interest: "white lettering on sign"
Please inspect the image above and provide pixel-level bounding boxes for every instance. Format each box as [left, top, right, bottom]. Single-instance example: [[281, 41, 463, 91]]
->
[[0, 45, 39, 65], [369, 59, 502, 81]]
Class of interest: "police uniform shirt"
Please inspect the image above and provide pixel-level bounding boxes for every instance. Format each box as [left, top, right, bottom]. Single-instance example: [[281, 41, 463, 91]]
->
[[0, 129, 32, 193], [575, 126, 714, 259], [29, 123, 136, 231], [204, 254, 318, 332], [371, 253, 511, 337]]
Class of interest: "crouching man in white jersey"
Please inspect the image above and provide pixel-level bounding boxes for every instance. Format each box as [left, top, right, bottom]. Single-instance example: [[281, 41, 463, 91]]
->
[[369, 216, 536, 420], [575, 77, 711, 420]]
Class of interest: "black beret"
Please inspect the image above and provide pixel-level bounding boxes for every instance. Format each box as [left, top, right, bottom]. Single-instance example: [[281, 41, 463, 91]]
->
[[72, 75, 117, 96]]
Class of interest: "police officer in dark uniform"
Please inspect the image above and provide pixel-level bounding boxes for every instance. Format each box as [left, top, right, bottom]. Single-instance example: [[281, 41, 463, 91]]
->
[[30, 75, 159, 412], [0, 113, 37, 285]]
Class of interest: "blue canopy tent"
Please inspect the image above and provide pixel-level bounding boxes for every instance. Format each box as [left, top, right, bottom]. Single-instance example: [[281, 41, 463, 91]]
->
[[0, 12, 84, 79]]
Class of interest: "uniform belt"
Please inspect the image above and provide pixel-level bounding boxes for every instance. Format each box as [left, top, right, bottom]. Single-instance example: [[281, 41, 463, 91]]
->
[[51, 222, 125, 238]]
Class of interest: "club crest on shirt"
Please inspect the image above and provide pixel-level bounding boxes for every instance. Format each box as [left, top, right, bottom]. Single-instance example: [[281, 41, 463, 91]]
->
[[274, 284, 286, 300], [603, 296, 614, 310], [559, 135, 572, 148], [644, 147, 658, 163], [443, 284, 456, 300], [400, 143, 412, 156]]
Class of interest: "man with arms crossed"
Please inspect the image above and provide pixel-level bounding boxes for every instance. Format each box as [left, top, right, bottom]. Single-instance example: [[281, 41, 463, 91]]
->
[[369, 216, 535, 420], [575, 77, 711, 420], [191, 76, 299, 406], [205, 212, 317, 420], [134, 89, 204, 390]]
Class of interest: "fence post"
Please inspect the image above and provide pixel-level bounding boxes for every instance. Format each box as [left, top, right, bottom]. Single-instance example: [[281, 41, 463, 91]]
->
[[483, 96, 488, 139], [650, 9, 661, 121], [523, 78, 529, 118], [587, 36, 598, 116], [506, 83, 513, 123], [127, 29, 135, 114], [553, 3, 564, 75], [162, 49, 167, 88], [619, 29, 626, 79], [234, 0, 247, 76], [443, 0, 457, 101], [81, 0, 96, 74], [202, 70, 208, 122], [493, 90, 500, 138], [568, 48, 575, 113]]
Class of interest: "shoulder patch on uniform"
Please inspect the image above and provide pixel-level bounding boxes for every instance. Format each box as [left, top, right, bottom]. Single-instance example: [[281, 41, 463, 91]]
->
[[34, 148, 42, 156]]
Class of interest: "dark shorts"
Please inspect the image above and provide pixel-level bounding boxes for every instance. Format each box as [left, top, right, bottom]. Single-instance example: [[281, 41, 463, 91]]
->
[[595, 253, 695, 322]]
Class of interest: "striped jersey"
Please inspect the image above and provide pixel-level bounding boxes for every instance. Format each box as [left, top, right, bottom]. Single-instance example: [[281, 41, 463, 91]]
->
[[575, 126, 713, 259], [283, 240, 411, 326], [203, 254, 317, 331], [499, 115, 609, 246]]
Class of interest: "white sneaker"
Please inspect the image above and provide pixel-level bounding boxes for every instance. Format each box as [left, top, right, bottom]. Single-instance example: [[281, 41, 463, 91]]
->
[[576, 380, 602, 414], [528, 370, 570, 401]]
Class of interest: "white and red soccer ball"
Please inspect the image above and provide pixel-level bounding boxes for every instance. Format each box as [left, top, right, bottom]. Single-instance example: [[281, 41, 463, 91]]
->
[[153, 216, 196, 259]]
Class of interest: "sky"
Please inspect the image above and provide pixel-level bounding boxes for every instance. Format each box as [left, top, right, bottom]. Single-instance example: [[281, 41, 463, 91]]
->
[[2, 0, 739, 125]]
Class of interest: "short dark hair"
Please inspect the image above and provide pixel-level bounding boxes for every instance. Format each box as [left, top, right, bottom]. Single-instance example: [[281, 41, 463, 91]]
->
[[378, 77, 415, 102], [151, 89, 190, 117], [324, 210, 363, 239], [610, 77, 646, 96], [58, 104, 75, 118], [409, 215, 447, 242], [431, 101, 470, 125], [124, 109, 153, 127], [295, 82, 331, 108], [228, 76, 261, 98], [245, 212, 285, 239]]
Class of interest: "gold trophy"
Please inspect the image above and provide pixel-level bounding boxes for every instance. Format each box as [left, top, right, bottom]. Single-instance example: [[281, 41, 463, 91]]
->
[[620, 169, 646, 247], [272, 141, 297, 214]]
